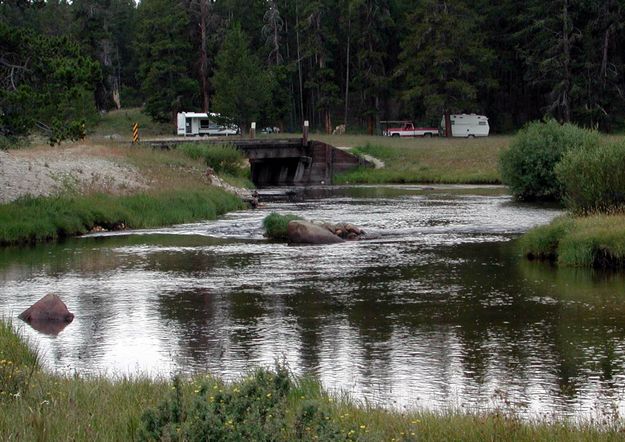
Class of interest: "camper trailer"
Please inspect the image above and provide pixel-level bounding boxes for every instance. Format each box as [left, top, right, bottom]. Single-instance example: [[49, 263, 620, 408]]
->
[[176, 112, 239, 136], [440, 114, 489, 137]]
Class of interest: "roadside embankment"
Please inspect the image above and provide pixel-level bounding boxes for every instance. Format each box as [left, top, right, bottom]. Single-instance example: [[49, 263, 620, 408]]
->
[[1, 320, 622, 441], [0, 141, 250, 246]]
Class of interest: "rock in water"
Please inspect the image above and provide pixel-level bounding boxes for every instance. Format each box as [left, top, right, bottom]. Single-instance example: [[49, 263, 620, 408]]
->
[[287, 220, 345, 245], [19, 294, 74, 323]]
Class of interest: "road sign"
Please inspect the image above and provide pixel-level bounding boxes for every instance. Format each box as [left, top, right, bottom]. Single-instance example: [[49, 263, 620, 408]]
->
[[132, 123, 139, 144]]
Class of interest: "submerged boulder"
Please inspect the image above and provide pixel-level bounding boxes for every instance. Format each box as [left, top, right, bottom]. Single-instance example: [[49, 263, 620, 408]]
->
[[287, 220, 345, 245], [19, 294, 74, 324]]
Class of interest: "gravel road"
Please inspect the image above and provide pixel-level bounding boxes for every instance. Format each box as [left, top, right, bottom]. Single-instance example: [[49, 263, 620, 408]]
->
[[0, 145, 147, 204]]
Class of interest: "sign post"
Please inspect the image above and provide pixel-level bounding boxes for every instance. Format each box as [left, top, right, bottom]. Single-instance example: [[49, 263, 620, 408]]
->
[[303, 120, 309, 144], [132, 123, 139, 144]]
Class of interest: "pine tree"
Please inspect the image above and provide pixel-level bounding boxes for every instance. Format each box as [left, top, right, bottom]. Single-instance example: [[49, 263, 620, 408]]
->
[[398, 0, 495, 123], [135, 0, 198, 122], [212, 24, 272, 133]]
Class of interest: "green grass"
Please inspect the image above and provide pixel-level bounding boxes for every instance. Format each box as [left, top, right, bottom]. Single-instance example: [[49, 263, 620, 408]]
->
[[0, 189, 244, 246], [262, 213, 302, 240], [92, 108, 173, 139], [333, 139, 508, 184], [0, 320, 622, 440], [520, 214, 625, 268]]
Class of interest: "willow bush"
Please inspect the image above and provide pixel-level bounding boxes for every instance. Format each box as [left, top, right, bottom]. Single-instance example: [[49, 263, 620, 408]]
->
[[499, 120, 600, 201], [556, 140, 625, 214]]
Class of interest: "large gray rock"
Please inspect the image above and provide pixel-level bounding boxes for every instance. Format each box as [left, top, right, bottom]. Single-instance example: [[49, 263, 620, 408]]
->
[[287, 220, 345, 245], [19, 294, 74, 323]]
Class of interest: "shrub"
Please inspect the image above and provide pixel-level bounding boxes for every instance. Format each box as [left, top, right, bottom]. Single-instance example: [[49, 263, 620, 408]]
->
[[179, 143, 246, 176], [499, 120, 600, 201], [139, 368, 292, 442], [556, 140, 625, 214], [262, 213, 302, 240]]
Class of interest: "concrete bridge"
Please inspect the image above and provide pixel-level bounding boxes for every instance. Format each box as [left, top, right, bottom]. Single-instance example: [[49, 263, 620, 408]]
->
[[141, 137, 369, 187]]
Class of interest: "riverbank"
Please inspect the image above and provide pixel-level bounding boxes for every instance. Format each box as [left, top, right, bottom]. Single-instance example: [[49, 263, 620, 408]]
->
[[0, 141, 250, 246], [520, 213, 625, 268], [1, 321, 621, 441]]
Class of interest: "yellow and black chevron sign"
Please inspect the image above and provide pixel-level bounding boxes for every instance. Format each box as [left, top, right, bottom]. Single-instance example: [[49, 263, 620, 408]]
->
[[132, 123, 139, 143]]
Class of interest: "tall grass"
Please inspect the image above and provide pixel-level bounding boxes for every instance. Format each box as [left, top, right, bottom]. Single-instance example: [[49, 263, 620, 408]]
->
[[0, 319, 39, 398], [335, 141, 505, 184], [178, 143, 247, 176], [0, 189, 244, 246], [520, 214, 625, 268], [556, 139, 625, 214]]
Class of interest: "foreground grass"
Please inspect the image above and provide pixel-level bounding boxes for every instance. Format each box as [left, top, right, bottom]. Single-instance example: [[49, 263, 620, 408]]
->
[[520, 214, 625, 268], [1, 322, 622, 441], [332, 138, 508, 184]]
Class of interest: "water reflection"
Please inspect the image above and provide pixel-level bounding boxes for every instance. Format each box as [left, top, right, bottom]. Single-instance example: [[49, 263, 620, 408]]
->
[[1, 185, 624, 420]]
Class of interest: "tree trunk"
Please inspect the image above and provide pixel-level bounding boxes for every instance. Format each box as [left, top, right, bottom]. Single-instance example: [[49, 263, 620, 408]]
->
[[444, 111, 452, 137], [344, 6, 351, 130], [199, 0, 210, 112], [295, 1, 305, 122]]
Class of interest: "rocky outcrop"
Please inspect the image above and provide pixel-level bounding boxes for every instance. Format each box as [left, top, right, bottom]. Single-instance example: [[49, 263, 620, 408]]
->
[[287, 220, 345, 245], [286, 220, 372, 245], [19, 294, 74, 324]]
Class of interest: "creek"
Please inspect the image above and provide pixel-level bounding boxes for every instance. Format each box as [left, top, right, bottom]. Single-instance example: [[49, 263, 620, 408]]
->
[[2, 185, 625, 421]]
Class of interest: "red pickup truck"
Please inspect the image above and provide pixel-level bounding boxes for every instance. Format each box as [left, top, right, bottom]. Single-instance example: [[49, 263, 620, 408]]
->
[[383, 122, 439, 137]]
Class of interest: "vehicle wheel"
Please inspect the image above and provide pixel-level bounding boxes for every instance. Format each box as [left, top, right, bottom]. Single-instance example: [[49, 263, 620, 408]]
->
[[392, 133, 400, 137], [468, 134, 475, 138], [425, 133, 432, 138]]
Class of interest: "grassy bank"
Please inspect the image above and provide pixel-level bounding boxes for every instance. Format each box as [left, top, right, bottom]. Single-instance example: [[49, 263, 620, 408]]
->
[[0, 142, 251, 246], [333, 138, 508, 184], [0, 189, 244, 246], [520, 214, 625, 268], [0, 322, 622, 441]]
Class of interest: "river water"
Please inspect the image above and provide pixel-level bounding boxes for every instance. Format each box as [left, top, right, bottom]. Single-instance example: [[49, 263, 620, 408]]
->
[[2, 185, 625, 421]]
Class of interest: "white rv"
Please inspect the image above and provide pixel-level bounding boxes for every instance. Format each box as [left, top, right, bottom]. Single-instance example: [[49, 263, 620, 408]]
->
[[440, 114, 490, 137], [176, 112, 239, 136]]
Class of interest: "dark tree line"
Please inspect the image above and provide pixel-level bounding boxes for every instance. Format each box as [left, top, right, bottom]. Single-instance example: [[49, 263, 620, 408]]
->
[[2, 0, 625, 139]]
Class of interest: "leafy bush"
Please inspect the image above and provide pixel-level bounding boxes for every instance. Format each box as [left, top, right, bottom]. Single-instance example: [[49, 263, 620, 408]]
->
[[178, 143, 246, 176], [139, 368, 292, 442], [556, 140, 625, 214], [262, 213, 302, 240], [499, 120, 600, 201]]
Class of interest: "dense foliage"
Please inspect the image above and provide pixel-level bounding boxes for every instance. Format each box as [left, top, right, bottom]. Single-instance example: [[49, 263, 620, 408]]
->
[[556, 140, 625, 214], [3, 0, 625, 136], [499, 120, 600, 201]]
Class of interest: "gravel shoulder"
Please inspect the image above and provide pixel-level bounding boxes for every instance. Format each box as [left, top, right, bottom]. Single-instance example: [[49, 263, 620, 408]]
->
[[0, 144, 148, 204]]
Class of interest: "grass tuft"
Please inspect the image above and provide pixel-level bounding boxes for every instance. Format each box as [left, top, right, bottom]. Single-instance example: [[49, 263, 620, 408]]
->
[[262, 213, 302, 240]]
